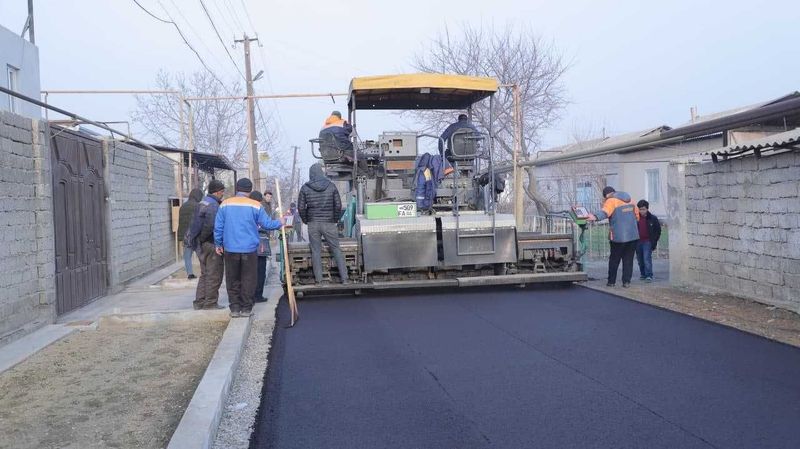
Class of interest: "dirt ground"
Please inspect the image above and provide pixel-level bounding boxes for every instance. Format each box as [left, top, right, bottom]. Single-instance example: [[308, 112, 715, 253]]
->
[[587, 281, 800, 348], [0, 320, 226, 449]]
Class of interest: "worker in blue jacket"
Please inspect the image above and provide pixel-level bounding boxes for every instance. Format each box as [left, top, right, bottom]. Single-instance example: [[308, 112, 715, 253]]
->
[[214, 178, 284, 318]]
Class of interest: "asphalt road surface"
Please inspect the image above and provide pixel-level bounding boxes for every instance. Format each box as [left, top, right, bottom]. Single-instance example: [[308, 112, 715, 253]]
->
[[251, 286, 800, 449]]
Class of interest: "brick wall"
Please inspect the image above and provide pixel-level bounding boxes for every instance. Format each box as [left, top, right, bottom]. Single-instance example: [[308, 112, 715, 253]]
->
[[0, 111, 55, 345], [104, 140, 177, 286], [682, 151, 800, 312]]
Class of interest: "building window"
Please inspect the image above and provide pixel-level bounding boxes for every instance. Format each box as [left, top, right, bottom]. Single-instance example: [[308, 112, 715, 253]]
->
[[7, 65, 20, 113], [646, 169, 660, 203], [576, 181, 593, 207]]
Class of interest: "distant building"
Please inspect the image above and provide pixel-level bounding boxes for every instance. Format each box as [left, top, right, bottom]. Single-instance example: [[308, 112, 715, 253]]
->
[[534, 92, 800, 218], [0, 24, 40, 119]]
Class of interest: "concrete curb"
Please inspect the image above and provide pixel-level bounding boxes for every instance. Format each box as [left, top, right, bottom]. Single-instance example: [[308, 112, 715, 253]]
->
[[0, 325, 77, 375], [167, 314, 253, 449], [98, 309, 230, 327]]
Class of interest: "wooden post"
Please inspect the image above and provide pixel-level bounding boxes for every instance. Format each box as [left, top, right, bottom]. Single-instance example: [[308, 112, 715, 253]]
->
[[275, 179, 299, 326], [512, 83, 524, 229]]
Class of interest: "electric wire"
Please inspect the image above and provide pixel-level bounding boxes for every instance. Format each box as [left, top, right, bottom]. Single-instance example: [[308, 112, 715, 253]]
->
[[198, 0, 246, 80], [131, 0, 226, 87]]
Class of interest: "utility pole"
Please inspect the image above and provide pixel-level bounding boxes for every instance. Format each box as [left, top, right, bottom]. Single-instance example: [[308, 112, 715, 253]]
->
[[21, 0, 35, 43], [512, 84, 524, 228], [288, 145, 299, 201], [235, 34, 261, 190]]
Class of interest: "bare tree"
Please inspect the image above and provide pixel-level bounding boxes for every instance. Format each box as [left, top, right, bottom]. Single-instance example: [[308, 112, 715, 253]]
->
[[132, 70, 285, 172], [410, 23, 569, 215], [539, 122, 614, 212]]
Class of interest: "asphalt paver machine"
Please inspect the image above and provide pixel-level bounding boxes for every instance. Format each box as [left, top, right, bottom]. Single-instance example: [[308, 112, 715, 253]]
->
[[282, 74, 587, 296]]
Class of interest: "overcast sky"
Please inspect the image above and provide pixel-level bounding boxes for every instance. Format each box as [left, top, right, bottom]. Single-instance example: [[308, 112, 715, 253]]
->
[[1, 0, 798, 176]]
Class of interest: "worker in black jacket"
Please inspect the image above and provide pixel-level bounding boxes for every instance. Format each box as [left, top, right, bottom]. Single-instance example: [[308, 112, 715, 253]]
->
[[186, 180, 226, 309], [636, 199, 662, 282], [298, 163, 349, 284], [177, 188, 203, 279]]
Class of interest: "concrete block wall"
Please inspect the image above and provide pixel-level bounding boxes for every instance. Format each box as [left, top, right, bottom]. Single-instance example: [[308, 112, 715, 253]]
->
[[105, 140, 177, 287], [0, 111, 55, 345], [680, 150, 800, 312]]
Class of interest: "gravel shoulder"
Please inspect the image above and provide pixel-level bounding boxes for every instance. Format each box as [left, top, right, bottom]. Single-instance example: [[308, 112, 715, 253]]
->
[[0, 319, 227, 449], [584, 259, 800, 347], [211, 269, 280, 449]]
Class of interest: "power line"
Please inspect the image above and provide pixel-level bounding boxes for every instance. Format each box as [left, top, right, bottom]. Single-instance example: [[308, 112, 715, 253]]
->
[[237, 0, 257, 33], [224, 0, 247, 31], [253, 44, 290, 143], [132, 0, 227, 87], [198, 0, 245, 80], [209, 0, 238, 38], [163, 0, 232, 79], [216, 0, 246, 34]]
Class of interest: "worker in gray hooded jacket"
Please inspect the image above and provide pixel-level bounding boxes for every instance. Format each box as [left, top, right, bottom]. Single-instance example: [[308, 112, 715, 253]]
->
[[588, 186, 640, 288], [298, 163, 348, 284]]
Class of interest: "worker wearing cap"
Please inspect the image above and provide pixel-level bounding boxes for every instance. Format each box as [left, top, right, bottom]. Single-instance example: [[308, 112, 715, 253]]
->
[[187, 180, 226, 310], [214, 178, 284, 318], [588, 186, 640, 288]]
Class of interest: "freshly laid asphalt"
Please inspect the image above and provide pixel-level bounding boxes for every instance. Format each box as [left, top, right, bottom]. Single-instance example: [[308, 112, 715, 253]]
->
[[251, 286, 800, 449]]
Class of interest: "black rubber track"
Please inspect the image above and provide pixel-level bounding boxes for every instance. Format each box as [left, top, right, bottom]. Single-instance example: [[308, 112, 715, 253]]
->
[[250, 286, 800, 449]]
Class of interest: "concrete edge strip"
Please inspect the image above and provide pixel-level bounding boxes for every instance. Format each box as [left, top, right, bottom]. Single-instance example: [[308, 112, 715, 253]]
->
[[125, 262, 183, 290], [0, 325, 77, 375], [167, 315, 253, 449], [98, 310, 230, 327]]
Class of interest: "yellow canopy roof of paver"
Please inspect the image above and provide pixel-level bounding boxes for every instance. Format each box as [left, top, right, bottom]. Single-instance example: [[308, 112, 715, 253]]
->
[[348, 73, 499, 110]]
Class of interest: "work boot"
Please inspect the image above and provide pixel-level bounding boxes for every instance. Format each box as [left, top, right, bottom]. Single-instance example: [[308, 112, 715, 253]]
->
[[202, 304, 225, 310]]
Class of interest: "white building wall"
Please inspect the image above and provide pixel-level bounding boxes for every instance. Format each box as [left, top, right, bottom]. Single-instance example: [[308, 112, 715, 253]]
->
[[0, 24, 41, 119]]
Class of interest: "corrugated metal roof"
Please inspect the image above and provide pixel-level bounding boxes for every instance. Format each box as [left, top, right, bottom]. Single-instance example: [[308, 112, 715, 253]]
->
[[682, 92, 800, 126], [725, 127, 800, 152], [546, 126, 671, 155]]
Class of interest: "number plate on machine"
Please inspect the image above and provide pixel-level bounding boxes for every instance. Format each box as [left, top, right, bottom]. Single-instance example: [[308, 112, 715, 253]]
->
[[364, 202, 417, 219], [397, 203, 416, 217]]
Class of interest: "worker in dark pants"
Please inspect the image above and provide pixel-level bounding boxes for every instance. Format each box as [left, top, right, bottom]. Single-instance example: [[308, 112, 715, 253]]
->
[[186, 180, 226, 309], [589, 186, 640, 288], [214, 178, 284, 318], [248, 190, 272, 303], [298, 163, 349, 284], [178, 188, 203, 279]]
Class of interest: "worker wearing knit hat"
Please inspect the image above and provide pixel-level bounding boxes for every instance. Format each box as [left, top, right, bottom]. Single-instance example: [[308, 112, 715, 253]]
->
[[214, 177, 284, 317], [235, 178, 253, 193]]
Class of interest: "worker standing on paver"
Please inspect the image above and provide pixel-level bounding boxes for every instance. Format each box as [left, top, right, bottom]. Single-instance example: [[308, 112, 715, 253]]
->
[[589, 186, 640, 288], [298, 163, 349, 285], [187, 180, 226, 310], [214, 178, 284, 317], [178, 188, 204, 279]]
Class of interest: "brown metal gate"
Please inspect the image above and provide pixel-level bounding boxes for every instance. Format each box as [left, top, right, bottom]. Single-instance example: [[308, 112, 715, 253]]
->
[[51, 129, 108, 315]]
